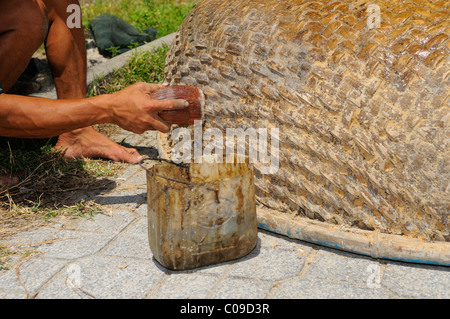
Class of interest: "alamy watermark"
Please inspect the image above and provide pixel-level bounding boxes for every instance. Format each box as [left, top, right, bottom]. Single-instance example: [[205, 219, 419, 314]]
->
[[367, 4, 381, 29], [66, 263, 81, 289], [66, 4, 81, 29], [366, 263, 382, 288], [170, 121, 280, 174], [65, 2, 382, 30]]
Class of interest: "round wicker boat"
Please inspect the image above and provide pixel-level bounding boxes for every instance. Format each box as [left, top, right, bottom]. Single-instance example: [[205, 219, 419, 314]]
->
[[159, 0, 449, 265]]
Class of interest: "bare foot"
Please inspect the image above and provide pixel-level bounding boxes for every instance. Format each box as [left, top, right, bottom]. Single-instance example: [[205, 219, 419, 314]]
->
[[0, 175, 19, 188], [55, 126, 144, 164]]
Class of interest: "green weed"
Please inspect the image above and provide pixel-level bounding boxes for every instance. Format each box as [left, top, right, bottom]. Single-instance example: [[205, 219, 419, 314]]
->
[[81, 0, 197, 38], [0, 244, 11, 270], [88, 43, 170, 96]]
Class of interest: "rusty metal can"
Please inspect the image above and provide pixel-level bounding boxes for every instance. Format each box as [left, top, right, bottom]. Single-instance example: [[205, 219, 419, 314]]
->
[[145, 158, 258, 270]]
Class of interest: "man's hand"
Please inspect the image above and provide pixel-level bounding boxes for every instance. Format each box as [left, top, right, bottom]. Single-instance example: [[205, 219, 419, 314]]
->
[[109, 82, 188, 134]]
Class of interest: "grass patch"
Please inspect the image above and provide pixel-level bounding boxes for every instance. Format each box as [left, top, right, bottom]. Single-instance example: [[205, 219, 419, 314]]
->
[[0, 138, 122, 240], [88, 43, 170, 96], [81, 0, 197, 38], [0, 244, 11, 270]]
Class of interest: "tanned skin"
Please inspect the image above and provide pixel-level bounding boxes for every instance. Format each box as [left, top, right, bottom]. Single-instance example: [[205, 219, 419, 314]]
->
[[0, 0, 187, 186]]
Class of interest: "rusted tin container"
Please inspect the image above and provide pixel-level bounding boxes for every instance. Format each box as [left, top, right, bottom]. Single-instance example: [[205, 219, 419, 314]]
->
[[145, 159, 258, 270]]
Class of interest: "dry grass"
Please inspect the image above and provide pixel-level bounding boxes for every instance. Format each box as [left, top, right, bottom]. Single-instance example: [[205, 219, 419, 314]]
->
[[0, 150, 122, 269], [0, 141, 124, 241]]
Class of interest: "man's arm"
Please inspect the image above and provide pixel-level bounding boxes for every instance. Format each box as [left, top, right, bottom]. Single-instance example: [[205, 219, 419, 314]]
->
[[0, 93, 109, 138], [0, 82, 188, 138]]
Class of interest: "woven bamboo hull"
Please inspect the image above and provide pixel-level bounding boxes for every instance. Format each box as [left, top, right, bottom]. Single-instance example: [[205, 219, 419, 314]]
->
[[162, 0, 449, 242]]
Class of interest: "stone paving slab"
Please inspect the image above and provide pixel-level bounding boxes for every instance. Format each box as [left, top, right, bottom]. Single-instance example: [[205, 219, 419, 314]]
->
[[269, 277, 394, 299]]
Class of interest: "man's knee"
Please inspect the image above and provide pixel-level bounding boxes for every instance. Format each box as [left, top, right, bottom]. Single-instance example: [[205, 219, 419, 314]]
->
[[25, 0, 50, 44], [0, 0, 50, 91], [1, 0, 50, 45]]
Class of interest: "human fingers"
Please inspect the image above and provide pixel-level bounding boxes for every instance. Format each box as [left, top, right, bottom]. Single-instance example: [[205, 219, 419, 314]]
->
[[123, 146, 144, 164], [149, 113, 171, 133], [110, 145, 143, 164], [138, 82, 168, 94]]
